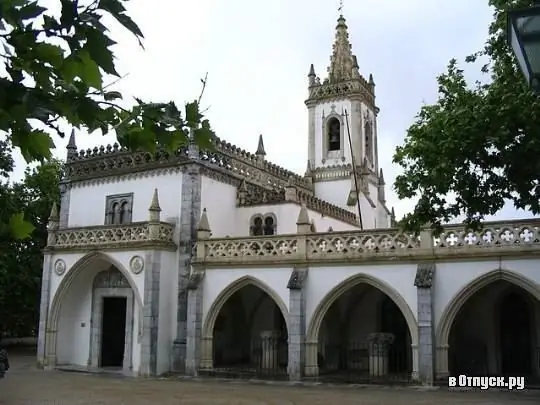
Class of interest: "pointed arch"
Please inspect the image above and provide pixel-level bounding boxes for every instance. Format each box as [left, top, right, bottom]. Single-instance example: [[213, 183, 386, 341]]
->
[[45, 251, 142, 366], [436, 269, 540, 348], [202, 275, 289, 339], [306, 273, 418, 345]]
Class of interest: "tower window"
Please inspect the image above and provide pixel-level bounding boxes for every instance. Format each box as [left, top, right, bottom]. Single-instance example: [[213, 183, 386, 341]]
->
[[250, 213, 277, 236], [263, 216, 275, 235], [250, 216, 264, 236], [327, 117, 341, 151], [105, 193, 134, 225], [365, 120, 374, 163]]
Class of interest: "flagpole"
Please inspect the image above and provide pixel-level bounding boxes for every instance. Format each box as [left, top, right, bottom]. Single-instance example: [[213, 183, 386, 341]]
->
[[344, 109, 363, 229]]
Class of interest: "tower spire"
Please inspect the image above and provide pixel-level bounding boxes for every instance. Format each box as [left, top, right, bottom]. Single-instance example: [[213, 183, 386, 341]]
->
[[327, 6, 359, 83]]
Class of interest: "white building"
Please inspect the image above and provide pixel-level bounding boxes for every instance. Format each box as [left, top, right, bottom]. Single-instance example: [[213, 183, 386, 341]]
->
[[38, 13, 540, 385]]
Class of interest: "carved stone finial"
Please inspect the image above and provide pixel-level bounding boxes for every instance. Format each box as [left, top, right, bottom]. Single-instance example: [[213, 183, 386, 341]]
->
[[414, 263, 435, 288], [197, 208, 210, 232], [66, 129, 77, 160], [296, 204, 310, 226], [369, 73, 375, 86], [148, 188, 161, 212], [305, 160, 312, 176], [48, 202, 59, 222], [379, 168, 385, 185], [308, 64, 315, 77], [255, 134, 266, 157]]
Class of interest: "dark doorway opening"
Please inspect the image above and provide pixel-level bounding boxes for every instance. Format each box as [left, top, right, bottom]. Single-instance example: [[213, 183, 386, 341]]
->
[[499, 292, 531, 376], [100, 296, 127, 368]]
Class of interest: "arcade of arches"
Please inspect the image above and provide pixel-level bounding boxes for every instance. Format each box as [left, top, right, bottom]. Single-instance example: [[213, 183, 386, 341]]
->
[[446, 279, 540, 380], [210, 284, 288, 375], [316, 283, 413, 382]]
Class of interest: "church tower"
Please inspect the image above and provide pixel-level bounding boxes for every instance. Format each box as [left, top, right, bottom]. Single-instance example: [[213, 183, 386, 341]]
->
[[305, 12, 391, 229]]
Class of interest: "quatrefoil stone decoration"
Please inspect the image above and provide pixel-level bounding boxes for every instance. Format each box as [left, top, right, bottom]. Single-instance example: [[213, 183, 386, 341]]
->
[[129, 255, 144, 274], [54, 259, 66, 276]]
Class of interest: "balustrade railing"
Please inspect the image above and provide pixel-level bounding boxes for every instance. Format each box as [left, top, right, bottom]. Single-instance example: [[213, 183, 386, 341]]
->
[[46, 221, 175, 250], [194, 219, 540, 264]]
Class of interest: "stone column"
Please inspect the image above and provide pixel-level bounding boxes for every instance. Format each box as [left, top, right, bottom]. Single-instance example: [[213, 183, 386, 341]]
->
[[37, 253, 53, 368], [140, 190, 163, 376], [367, 332, 394, 377], [304, 341, 318, 376], [414, 262, 436, 385], [436, 345, 449, 380], [199, 336, 213, 369], [140, 249, 162, 377], [173, 146, 202, 372], [533, 299, 540, 378], [38, 203, 59, 368], [287, 266, 308, 381], [185, 267, 205, 376], [260, 330, 280, 370]]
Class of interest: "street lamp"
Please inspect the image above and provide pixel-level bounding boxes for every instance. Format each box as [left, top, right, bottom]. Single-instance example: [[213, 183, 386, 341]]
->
[[507, 1, 540, 93]]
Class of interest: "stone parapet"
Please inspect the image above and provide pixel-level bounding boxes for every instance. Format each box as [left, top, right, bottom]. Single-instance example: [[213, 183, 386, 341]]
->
[[193, 218, 540, 266], [45, 221, 176, 251]]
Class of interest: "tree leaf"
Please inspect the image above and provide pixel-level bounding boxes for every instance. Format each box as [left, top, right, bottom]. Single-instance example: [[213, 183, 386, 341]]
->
[[185, 101, 202, 128], [85, 28, 119, 76], [104, 91, 122, 101], [33, 43, 64, 68], [78, 51, 103, 89], [8, 213, 35, 239], [18, 2, 47, 20]]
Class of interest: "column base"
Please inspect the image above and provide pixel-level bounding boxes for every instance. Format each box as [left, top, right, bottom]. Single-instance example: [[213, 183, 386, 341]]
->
[[172, 340, 186, 370], [304, 364, 319, 377], [369, 354, 389, 377], [260, 330, 279, 370]]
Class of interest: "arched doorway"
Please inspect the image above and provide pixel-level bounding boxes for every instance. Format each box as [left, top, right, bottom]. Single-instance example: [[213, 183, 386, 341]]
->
[[448, 280, 538, 379], [46, 253, 141, 373], [316, 282, 413, 383], [211, 283, 288, 378]]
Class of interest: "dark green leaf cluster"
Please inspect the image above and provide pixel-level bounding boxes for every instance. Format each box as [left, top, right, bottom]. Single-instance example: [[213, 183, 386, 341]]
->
[[0, 0, 216, 238], [393, 0, 540, 234], [0, 142, 61, 337]]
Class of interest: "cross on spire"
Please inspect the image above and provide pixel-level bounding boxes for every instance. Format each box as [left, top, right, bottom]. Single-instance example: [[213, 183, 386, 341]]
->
[[338, 0, 343, 13]]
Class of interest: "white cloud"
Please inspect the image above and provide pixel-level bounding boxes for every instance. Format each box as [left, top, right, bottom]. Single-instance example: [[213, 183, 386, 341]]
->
[[7, 0, 535, 222]]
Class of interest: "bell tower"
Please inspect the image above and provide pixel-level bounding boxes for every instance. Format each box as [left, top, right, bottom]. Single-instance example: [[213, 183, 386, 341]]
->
[[304, 11, 391, 229]]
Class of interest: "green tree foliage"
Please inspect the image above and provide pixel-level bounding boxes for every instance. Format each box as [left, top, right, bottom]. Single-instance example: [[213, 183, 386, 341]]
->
[[0, 142, 61, 337], [393, 0, 539, 233], [0, 0, 215, 238]]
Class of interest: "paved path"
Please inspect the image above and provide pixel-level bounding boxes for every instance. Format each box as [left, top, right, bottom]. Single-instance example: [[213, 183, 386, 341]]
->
[[2, 350, 540, 404]]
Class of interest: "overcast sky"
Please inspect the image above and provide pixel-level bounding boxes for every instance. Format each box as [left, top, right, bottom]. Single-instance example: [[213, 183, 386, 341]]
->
[[9, 0, 536, 222]]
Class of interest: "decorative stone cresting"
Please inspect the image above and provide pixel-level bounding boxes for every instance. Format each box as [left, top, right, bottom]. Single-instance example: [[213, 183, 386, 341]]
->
[[65, 136, 313, 193], [237, 180, 357, 225]]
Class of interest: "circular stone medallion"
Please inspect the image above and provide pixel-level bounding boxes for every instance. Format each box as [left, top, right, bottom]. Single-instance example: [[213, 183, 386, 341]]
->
[[129, 255, 144, 274], [54, 259, 66, 276]]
